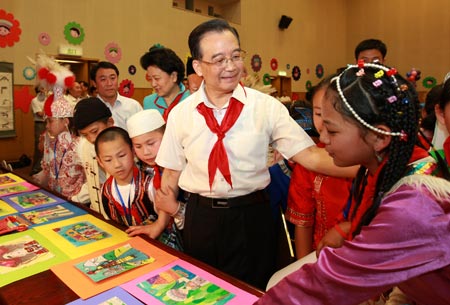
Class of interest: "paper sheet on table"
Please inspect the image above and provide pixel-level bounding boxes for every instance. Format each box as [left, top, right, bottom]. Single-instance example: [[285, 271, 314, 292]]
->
[[51, 236, 178, 299], [122, 259, 260, 305], [34, 214, 129, 258], [0, 229, 69, 287]]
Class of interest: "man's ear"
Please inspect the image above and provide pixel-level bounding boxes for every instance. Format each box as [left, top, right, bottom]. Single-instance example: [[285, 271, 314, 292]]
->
[[193, 59, 203, 77], [373, 124, 392, 152]]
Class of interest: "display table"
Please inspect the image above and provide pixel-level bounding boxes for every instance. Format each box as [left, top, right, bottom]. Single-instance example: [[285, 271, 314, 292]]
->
[[0, 169, 263, 305]]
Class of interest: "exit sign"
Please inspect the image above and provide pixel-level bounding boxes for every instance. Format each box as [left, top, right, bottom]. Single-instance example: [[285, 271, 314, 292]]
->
[[58, 44, 83, 56]]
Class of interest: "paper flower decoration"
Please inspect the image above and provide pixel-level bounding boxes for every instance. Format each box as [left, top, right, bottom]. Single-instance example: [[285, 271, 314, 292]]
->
[[305, 80, 312, 91], [64, 22, 85, 45], [251, 54, 262, 72], [292, 66, 301, 81], [119, 79, 134, 97], [0, 9, 22, 48], [270, 58, 278, 71], [14, 87, 34, 113], [286, 64, 290, 70], [38, 32, 51, 46], [128, 65, 136, 75], [23, 66, 36, 80], [315, 64, 324, 78], [422, 76, 437, 89], [263, 73, 271, 85], [104, 42, 122, 64], [406, 68, 421, 83]]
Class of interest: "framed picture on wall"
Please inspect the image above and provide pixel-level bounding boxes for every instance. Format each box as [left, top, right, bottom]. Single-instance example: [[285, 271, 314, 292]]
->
[[0, 62, 15, 138]]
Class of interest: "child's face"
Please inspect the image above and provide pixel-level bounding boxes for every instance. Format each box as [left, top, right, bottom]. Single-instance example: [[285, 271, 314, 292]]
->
[[435, 102, 450, 134], [45, 118, 68, 137], [97, 137, 135, 185], [132, 130, 163, 166], [312, 87, 326, 134], [320, 97, 380, 173], [79, 120, 113, 144]]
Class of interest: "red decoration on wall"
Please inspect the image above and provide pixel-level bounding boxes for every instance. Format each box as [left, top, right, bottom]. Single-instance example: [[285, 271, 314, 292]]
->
[[0, 9, 22, 48], [119, 79, 135, 97], [270, 58, 278, 71], [14, 87, 34, 113]]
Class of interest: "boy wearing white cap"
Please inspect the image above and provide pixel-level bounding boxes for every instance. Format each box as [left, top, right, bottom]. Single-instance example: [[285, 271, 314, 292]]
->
[[126, 110, 184, 250]]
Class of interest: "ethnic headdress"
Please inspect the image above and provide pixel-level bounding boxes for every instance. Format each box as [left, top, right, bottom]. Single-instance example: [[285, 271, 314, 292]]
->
[[331, 60, 409, 141], [30, 52, 75, 118]]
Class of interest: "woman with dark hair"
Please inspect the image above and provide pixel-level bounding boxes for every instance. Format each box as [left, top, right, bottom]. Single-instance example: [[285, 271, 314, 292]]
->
[[141, 46, 189, 121]]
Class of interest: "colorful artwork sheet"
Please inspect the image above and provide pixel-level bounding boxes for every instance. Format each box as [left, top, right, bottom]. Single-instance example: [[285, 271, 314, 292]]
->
[[0, 199, 17, 217], [66, 287, 144, 305], [0, 215, 28, 235], [2, 189, 66, 212], [51, 236, 178, 299], [34, 215, 129, 258], [0, 229, 69, 287], [0, 182, 39, 198], [75, 243, 154, 282], [122, 260, 259, 305], [19, 203, 87, 226], [0, 173, 24, 186]]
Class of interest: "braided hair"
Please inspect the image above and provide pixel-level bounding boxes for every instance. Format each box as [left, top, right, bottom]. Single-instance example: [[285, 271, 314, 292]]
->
[[327, 62, 420, 236]]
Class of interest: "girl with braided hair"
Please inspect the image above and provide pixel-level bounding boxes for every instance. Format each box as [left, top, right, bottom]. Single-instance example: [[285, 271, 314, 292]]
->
[[255, 62, 450, 305]]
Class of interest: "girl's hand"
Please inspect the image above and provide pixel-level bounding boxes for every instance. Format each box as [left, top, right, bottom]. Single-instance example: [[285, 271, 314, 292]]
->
[[316, 221, 350, 257]]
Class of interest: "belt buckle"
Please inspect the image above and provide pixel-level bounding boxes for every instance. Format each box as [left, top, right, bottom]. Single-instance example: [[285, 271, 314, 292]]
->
[[212, 199, 229, 208]]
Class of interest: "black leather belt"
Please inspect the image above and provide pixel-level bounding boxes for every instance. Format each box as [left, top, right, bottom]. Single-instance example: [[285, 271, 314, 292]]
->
[[191, 190, 267, 208]]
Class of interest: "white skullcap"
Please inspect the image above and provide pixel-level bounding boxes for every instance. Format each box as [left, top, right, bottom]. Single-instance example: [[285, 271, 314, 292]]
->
[[127, 109, 165, 138]]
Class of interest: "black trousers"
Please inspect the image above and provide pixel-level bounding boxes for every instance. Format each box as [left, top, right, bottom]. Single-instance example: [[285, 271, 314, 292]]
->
[[183, 190, 277, 290]]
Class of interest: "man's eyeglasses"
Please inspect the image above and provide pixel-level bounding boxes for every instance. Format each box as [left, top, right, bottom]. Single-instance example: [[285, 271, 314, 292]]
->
[[200, 50, 247, 68]]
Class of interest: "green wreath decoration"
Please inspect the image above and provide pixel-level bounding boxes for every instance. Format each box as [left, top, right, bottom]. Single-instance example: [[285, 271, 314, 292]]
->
[[263, 73, 271, 85], [23, 66, 36, 80], [305, 80, 312, 91], [64, 22, 85, 45], [422, 76, 437, 89]]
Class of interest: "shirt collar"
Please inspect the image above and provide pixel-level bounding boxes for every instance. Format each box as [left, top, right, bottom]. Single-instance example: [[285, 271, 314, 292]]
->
[[192, 82, 247, 110]]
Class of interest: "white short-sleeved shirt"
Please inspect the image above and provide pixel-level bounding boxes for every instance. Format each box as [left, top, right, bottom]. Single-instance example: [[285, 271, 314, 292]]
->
[[31, 96, 45, 122], [98, 93, 143, 131], [156, 83, 314, 198]]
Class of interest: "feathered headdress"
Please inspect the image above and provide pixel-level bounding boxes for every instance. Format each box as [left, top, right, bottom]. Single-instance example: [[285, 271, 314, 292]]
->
[[29, 52, 75, 118]]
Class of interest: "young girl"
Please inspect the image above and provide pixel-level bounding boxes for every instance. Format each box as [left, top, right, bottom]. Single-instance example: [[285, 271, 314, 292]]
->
[[255, 62, 450, 304], [32, 53, 86, 201], [434, 77, 450, 178], [286, 78, 352, 259], [94, 126, 171, 243]]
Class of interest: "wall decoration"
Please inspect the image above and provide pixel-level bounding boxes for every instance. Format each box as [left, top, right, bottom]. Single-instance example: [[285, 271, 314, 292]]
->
[[128, 65, 136, 75], [104, 42, 122, 64], [270, 58, 278, 71], [64, 22, 85, 45], [0, 9, 22, 48], [406, 68, 421, 86], [422, 76, 437, 89], [251, 54, 262, 72], [286, 64, 290, 70], [13, 86, 34, 114], [119, 79, 135, 97], [292, 66, 301, 81], [38, 33, 51, 46], [305, 80, 312, 91], [315, 64, 324, 79], [23, 66, 36, 80], [263, 73, 271, 85], [306, 68, 310, 74], [0, 62, 15, 137]]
